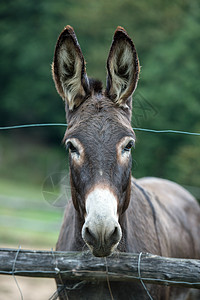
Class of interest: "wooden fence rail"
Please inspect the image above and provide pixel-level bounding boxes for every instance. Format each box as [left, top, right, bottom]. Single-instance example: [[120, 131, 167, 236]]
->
[[0, 248, 200, 289]]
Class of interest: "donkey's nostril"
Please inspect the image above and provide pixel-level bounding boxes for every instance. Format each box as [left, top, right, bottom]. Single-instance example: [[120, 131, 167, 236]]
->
[[113, 226, 118, 236], [108, 226, 121, 244], [84, 227, 97, 246], [85, 227, 91, 236]]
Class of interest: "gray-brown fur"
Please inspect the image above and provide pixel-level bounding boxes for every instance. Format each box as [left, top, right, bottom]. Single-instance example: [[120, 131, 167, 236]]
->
[[52, 26, 200, 299]]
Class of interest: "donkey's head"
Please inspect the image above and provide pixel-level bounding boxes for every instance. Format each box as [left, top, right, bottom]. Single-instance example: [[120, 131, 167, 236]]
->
[[52, 26, 139, 257]]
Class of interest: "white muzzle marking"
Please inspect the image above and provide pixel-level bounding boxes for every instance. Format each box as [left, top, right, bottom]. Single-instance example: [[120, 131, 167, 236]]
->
[[82, 187, 122, 256]]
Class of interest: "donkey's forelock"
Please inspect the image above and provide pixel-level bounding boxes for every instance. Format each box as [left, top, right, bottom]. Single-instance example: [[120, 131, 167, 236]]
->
[[88, 78, 103, 94], [63, 93, 135, 142]]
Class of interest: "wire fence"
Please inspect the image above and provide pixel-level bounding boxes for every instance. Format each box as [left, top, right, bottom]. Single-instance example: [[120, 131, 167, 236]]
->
[[0, 123, 200, 136], [0, 248, 200, 300]]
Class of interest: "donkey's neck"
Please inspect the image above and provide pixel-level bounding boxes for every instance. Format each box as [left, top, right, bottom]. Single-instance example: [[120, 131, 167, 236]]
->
[[118, 179, 162, 255]]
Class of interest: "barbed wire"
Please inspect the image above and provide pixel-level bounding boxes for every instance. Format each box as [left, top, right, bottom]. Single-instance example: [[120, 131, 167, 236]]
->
[[0, 123, 200, 136]]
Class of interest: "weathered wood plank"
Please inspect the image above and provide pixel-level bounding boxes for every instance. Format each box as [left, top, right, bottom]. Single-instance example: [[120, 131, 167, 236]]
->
[[0, 248, 199, 289]]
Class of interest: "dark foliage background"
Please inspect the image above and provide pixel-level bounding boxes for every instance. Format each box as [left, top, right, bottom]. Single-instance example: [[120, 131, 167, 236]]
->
[[0, 0, 200, 191]]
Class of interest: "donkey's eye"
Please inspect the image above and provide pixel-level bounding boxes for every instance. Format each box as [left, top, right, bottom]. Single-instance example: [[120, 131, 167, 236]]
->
[[66, 142, 79, 154], [123, 140, 134, 152]]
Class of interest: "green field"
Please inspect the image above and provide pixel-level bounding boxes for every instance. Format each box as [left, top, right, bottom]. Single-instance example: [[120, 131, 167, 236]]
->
[[0, 178, 64, 248]]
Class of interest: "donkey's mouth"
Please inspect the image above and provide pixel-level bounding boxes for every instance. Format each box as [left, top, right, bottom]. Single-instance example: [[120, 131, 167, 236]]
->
[[82, 222, 122, 258], [93, 248, 112, 257], [88, 244, 117, 257], [84, 234, 120, 257]]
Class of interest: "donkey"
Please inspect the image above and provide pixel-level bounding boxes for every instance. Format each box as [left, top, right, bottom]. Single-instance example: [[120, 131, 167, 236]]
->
[[52, 25, 200, 300]]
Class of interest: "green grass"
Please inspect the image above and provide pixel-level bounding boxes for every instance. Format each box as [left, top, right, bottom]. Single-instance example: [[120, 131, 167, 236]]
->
[[0, 178, 64, 248], [0, 137, 70, 248], [0, 227, 59, 248], [0, 178, 43, 201], [0, 206, 61, 222]]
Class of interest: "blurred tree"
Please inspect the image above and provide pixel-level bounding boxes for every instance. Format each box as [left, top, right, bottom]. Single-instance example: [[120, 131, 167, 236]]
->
[[0, 0, 199, 186], [133, 2, 200, 186]]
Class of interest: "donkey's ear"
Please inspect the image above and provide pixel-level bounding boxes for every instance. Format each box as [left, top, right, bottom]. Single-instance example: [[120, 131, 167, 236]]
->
[[106, 27, 140, 107], [52, 26, 90, 110]]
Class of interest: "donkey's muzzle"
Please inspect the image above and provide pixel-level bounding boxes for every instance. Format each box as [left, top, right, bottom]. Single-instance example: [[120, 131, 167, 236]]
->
[[82, 186, 122, 257], [82, 222, 122, 257]]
